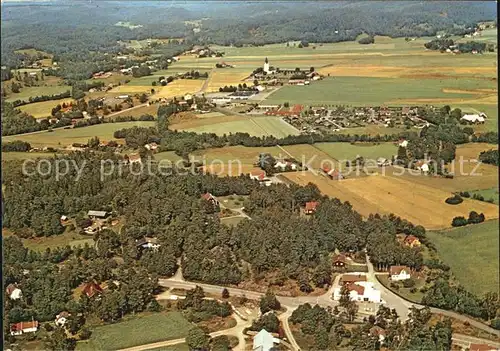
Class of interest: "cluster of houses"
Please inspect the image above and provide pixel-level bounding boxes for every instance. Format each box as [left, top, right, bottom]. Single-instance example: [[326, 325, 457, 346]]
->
[[186, 45, 224, 58], [251, 58, 323, 86], [461, 112, 487, 124]]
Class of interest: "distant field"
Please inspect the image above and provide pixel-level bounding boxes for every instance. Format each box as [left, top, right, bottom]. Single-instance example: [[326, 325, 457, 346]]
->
[[314, 142, 397, 162], [2, 121, 156, 148], [5, 85, 72, 103], [2, 229, 93, 252], [385, 143, 499, 193], [76, 312, 192, 350], [154, 79, 205, 99], [426, 220, 499, 295], [179, 116, 299, 138], [17, 98, 75, 118], [206, 69, 251, 92], [263, 76, 496, 106], [154, 151, 184, 163], [283, 172, 499, 229], [109, 103, 158, 118]]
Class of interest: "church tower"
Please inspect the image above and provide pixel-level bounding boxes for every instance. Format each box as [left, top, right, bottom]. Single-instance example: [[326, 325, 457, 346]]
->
[[263, 57, 270, 73]]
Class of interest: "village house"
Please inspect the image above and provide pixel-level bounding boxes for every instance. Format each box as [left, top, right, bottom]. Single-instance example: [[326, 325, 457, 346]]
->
[[253, 329, 280, 351], [333, 281, 382, 303], [415, 161, 429, 174], [55, 311, 71, 327], [136, 237, 161, 251], [369, 326, 386, 343], [87, 210, 108, 219], [304, 201, 319, 215], [332, 253, 347, 268], [398, 139, 409, 148], [322, 166, 344, 180], [144, 142, 159, 151], [82, 281, 103, 298], [403, 235, 421, 248], [389, 265, 411, 281], [6, 283, 22, 300], [201, 192, 220, 207], [127, 153, 142, 165], [10, 320, 39, 336]]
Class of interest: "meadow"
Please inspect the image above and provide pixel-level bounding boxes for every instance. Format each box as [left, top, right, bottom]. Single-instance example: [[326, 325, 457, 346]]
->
[[2, 229, 93, 252], [17, 98, 75, 118], [5, 85, 72, 103], [314, 142, 397, 161], [76, 312, 192, 350], [426, 220, 499, 295], [468, 188, 499, 205], [2, 121, 156, 148]]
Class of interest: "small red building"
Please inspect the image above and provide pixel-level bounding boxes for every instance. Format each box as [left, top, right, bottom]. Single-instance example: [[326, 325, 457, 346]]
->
[[304, 201, 318, 215]]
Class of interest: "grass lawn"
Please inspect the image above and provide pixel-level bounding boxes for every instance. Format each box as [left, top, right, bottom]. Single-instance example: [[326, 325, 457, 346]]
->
[[217, 195, 248, 209], [426, 220, 499, 295], [17, 98, 75, 118], [468, 188, 499, 205], [263, 76, 496, 106], [314, 142, 397, 161], [5, 85, 72, 103], [147, 344, 190, 351], [2, 229, 94, 252], [220, 216, 246, 227], [76, 312, 193, 350], [154, 151, 184, 163], [2, 121, 156, 148], [377, 275, 425, 303]]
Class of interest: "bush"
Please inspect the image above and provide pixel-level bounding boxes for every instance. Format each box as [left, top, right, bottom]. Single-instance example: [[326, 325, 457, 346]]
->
[[390, 282, 399, 290], [358, 35, 375, 44], [459, 191, 470, 198], [468, 211, 485, 224], [403, 278, 416, 288], [445, 194, 463, 205], [410, 287, 417, 294], [452, 216, 468, 227], [490, 318, 500, 330]]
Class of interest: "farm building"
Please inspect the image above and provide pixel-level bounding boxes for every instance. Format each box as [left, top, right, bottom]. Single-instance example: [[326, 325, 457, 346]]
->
[[340, 274, 367, 285], [389, 265, 411, 281], [55, 311, 71, 327], [10, 320, 39, 336], [253, 329, 280, 351], [6, 283, 22, 300], [461, 113, 487, 123], [87, 210, 108, 219], [402, 235, 421, 248], [82, 281, 103, 298], [322, 166, 344, 180]]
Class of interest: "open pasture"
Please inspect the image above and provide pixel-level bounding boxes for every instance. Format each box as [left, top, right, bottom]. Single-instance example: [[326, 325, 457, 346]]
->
[[264, 76, 496, 106], [314, 142, 397, 162], [76, 312, 192, 350], [5, 85, 72, 103], [2, 121, 156, 148], [109, 103, 158, 118], [154, 79, 205, 99], [174, 115, 299, 138], [17, 98, 74, 118], [205, 69, 253, 92], [426, 220, 499, 295]]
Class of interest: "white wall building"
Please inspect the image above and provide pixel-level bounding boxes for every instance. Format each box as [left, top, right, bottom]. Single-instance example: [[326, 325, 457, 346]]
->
[[389, 266, 411, 281], [333, 281, 382, 303]]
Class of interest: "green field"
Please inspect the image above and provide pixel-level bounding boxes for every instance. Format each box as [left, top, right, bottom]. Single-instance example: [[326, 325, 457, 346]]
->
[[2, 230, 94, 252], [314, 142, 397, 161], [17, 98, 74, 118], [5, 85, 72, 103], [426, 220, 500, 295], [76, 312, 192, 350], [154, 151, 184, 163], [468, 188, 499, 205], [263, 76, 496, 106], [181, 116, 299, 138], [2, 121, 156, 148]]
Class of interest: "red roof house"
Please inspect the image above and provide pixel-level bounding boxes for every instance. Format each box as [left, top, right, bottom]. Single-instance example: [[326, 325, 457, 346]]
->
[[340, 274, 367, 285], [10, 320, 39, 336], [332, 254, 347, 267], [403, 235, 421, 247], [82, 281, 103, 298], [304, 201, 318, 215]]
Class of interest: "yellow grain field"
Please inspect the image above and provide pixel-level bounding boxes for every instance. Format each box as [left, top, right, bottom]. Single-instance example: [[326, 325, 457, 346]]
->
[[206, 70, 252, 92], [109, 85, 152, 94], [154, 79, 204, 99], [283, 171, 499, 229], [18, 99, 75, 118]]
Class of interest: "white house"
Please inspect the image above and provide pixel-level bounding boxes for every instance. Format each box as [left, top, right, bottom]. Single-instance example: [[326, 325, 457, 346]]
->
[[389, 265, 411, 281], [6, 284, 22, 300], [461, 114, 486, 123], [398, 139, 409, 148], [55, 311, 71, 327], [274, 161, 298, 171], [253, 329, 280, 351], [333, 281, 382, 303], [136, 237, 161, 251], [184, 93, 193, 101], [144, 142, 159, 151], [416, 162, 429, 174]]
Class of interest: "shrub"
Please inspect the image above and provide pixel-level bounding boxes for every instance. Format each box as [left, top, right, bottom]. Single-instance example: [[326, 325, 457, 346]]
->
[[358, 35, 375, 44], [445, 194, 463, 205], [459, 191, 470, 198], [487, 198, 495, 203], [390, 282, 399, 290], [468, 211, 485, 224], [491, 318, 500, 330], [403, 278, 416, 288], [451, 216, 468, 227], [410, 287, 417, 294]]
